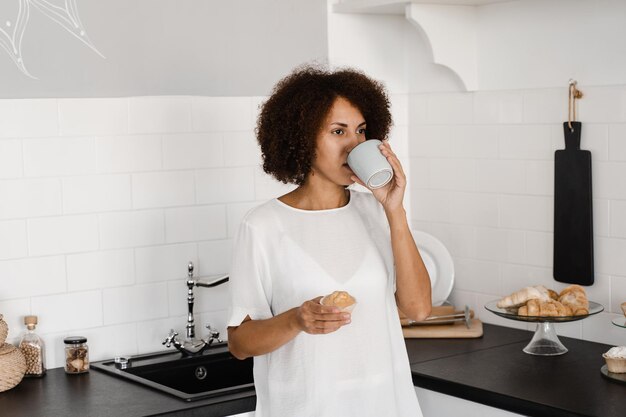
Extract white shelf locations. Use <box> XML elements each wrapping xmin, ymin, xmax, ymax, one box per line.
<box><xmin>332</xmin><ymin>0</ymin><xmax>514</xmax><ymax>15</ymax></box>
<box><xmin>331</xmin><ymin>0</ymin><xmax>521</xmax><ymax>91</ymax></box>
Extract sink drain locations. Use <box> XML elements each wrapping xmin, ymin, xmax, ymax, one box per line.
<box><xmin>194</xmin><ymin>366</ymin><xmax>208</xmax><ymax>380</ymax></box>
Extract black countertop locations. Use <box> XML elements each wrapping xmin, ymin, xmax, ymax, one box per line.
<box><xmin>0</xmin><ymin>324</ymin><xmax>623</xmax><ymax>417</ymax></box>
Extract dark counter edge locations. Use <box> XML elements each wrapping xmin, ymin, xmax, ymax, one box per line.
<box><xmin>411</xmin><ymin>373</ymin><xmax>588</xmax><ymax>417</ymax></box>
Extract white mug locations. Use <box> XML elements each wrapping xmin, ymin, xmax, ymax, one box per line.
<box><xmin>347</xmin><ymin>139</ymin><xmax>393</xmax><ymax>189</ymax></box>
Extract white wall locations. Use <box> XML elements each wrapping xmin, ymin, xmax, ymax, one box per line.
<box><xmin>409</xmin><ymin>86</ymin><xmax>626</xmax><ymax>346</ymax></box>
<box><xmin>0</xmin><ymin>93</ymin><xmax>408</xmax><ymax>369</ymax></box>
<box><xmin>478</xmin><ymin>0</ymin><xmax>626</xmax><ymax>90</ymax></box>
<box><xmin>0</xmin><ymin>0</ymin><xmax>328</xmax><ymax>98</ymax></box>
<box><xmin>0</xmin><ymin>96</ymin><xmax>298</xmax><ymax>368</ymax></box>
<box><xmin>330</xmin><ymin>0</ymin><xmax>626</xmax><ymax>346</ymax></box>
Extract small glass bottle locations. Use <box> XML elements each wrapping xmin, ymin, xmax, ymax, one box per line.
<box><xmin>18</xmin><ymin>315</ymin><xmax>46</xmax><ymax>377</ymax></box>
<box><xmin>64</xmin><ymin>336</ymin><xmax>89</xmax><ymax>374</ymax></box>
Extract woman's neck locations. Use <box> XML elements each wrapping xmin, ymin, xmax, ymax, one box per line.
<box><xmin>279</xmin><ymin>180</ymin><xmax>350</xmax><ymax>211</ymax></box>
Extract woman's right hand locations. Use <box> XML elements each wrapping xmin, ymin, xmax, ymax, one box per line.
<box><xmin>294</xmin><ymin>296</ymin><xmax>351</xmax><ymax>334</ymax></box>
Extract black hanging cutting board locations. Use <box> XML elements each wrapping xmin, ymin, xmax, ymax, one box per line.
<box><xmin>553</xmin><ymin>121</ymin><xmax>594</xmax><ymax>285</ymax></box>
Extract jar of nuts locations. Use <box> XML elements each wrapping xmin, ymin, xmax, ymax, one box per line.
<box><xmin>18</xmin><ymin>315</ymin><xmax>46</xmax><ymax>377</ymax></box>
<box><xmin>64</xmin><ymin>336</ymin><xmax>89</xmax><ymax>374</ymax></box>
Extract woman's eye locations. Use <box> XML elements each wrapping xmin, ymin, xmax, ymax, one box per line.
<box><xmin>332</xmin><ymin>129</ymin><xmax>344</xmax><ymax>135</ymax></box>
<box><xmin>357</xmin><ymin>128</ymin><xmax>366</xmax><ymax>134</ymax></box>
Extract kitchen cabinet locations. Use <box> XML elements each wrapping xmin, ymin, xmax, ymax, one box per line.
<box><xmin>415</xmin><ymin>387</ymin><xmax>524</xmax><ymax>417</ymax></box>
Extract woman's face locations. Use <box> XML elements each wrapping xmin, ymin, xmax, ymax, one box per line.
<box><xmin>311</xmin><ymin>96</ymin><xmax>367</xmax><ymax>186</ymax></box>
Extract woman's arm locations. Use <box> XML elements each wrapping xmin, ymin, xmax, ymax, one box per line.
<box><xmin>228</xmin><ymin>297</ymin><xmax>351</xmax><ymax>360</ymax></box>
<box><xmin>386</xmin><ymin>207</ymin><xmax>432</xmax><ymax>321</ymax></box>
<box><xmin>351</xmin><ymin>140</ymin><xmax>432</xmax><ymax>322</ymax></box>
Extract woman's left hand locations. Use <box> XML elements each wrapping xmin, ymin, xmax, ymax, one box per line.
<box><xmin>351</xmin><ymin>140</ymin><xmax>406</xmax><ymax>213</ymax></box>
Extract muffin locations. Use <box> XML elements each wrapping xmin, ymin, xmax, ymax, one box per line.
<box><xmin>603</xmin><ymin>346</ymin><xmax>626</xmax><ymax>373</ymax></box>
<box><xmin>320</xmin><ymin>291</ymin><xmax>356</xmax><ymax>313</ymax></box>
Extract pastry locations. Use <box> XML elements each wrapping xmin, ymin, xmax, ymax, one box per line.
<box><xmin>558</xmin><ymin>284</ymin><xmax>589</xmax><ymax>316</ymax></box>
<box><xmin>518</xmin><ymin>299</ymin><xmax>572</xmax><ymax>317</ymax></box>
<box><xmin>497</xmin><ymin>286</ymin><xmax>551</xmax><ymax>309</ymax></box>
<box><xmin>321</xmin><ymin>291</ymin><xmax>356</xmax><ymax>312</ymax></box>
<box><xmin>603</xmin><ymin>346</ymin><xmax>626</xmax><ymax>373</ymax></box>
<box><xmin>621</xmin><ymin>302</ymin><xmax>626</xmax><ymax>317</ymax></box>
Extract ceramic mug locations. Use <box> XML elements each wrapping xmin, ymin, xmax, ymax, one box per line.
<box><xmin>347</xmin><ymin>139</ymin><xmax>393</xmax><ymax>189</ymax></box>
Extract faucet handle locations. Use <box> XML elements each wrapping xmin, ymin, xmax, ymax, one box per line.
<box><xmin>187</xmin><ymin>261</ymin><xmax>194</xmax><ymax>278</ymax></box>
<box><xmin>205</xmin><ymin>324</ymin><xmax>222</xmax><ymax>345</ymax></box>
<box><xmin>162</xmin><ymin>329</ymin><xmax>179</xmax><ymax>347</ymax></box>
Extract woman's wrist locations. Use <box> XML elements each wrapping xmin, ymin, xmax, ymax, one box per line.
<box><xmin>288</xmin><ymin>307</ymin><xmax>303</xmax><ymax>333</ymax></box>
<box><xmin>385</xmin><ymin>206</ymin><xmax>408</xmax><ymax>227</ymax></box>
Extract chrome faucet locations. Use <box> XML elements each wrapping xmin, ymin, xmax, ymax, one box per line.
<box><xmin>162</xmin><ymin>262</ymin><xmax>229</xmax><ymax>356</ymax></box>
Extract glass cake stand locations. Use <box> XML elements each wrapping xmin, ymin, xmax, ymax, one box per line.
<box><xmin>485</xmin><ymin>300</ymin><xmax>604</xmax><ymax>356</ymax></box>
<box><xmin>611</xmin><ymin>316</ymin><xmax>626</xmax><ymax>328</ymax></box>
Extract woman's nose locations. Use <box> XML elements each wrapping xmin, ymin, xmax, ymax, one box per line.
<box><xmin>347</xmin><ymin>135</ymin><xmax>365</xmax><ymax>153</ymax></box>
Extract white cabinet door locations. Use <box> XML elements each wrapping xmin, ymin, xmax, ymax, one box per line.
<box><xmin>415</xmin><ymin>387</ymin><xmax>526</xmax><ymax>417</ymax></box>
<box><xmin>227</xmin><ymin>412</ymin><xmax>255</xmax><ymax>417</ymax></box>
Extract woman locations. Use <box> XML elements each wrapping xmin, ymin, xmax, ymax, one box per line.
<box><xmin>227</xmin><ymin>65</ymin><xmax>431</xmax><ymax>417</ymax></box>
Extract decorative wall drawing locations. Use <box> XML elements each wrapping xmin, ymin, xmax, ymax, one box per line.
<box><xmin>0</xmin><ymin>0</ymin><xmax>104</xmax><ymax>79</ymax></box>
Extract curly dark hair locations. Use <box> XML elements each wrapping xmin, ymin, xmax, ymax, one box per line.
<box><xmin>256</xmin><ymin>64</ymin><xmax>393</xmax><ymax>185</ymax></box>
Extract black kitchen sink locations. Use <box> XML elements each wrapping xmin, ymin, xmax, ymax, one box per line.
<box><xmin>92</xmin><ymin>343</ymin><xmax>254</xmax><ymax>401</ymax></box>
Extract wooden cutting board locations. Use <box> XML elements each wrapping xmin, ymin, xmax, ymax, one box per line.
<box><xmin>399</xmin><ymin>305</ymin><xmax>484</xmax><ymax>339</ymax></box>
<box><xmin>402</xmin><ymin>318</ymin><xmax>483</xmax><ymax>338</ymax></box>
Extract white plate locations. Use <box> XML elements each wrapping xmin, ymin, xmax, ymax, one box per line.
<box><xmin>411</xmin><ymin>230</ymin><xmax>455</xmax><ymax>306</ymax></box>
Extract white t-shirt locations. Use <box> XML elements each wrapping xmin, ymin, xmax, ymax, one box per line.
<box><xmin>227</xmin><ymin>189</ymin><xmax>423</xmax><ymax>417</ymax></box>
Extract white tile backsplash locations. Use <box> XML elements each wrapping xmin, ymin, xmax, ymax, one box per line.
<box><xmin>103</xmin><ymin>283</ymin><xmax>168</xmax><ymax>325</ymax></box>
<box><xmin>0</xmin><ymin>99</ymin><xmax>58</xmax><ymax>139</ymax></box>
<box><xmin>499</xmin><ymin>194</ymin><xmax>552</xmax><ymax>231</ymax></box>
<box><xmin>162</xmin><ymin>132</ymin><xmax>223</xmax><ymax>169</ymax></box>
<box><xmin>0</xmin><ymin>256</ymin><xmax>66</xmax><ymax>299</ymax></box>
<box><xmin>132</xmin><ymin>171</ymin><xmax>196</xmax><ymax>208</ymax></box>
<box><xmin>96</xmin><ymin>134</ymin><xmax>163</xmax><ymax>173</ymax></box>
<box><xmin>191</xmin><ymin>97</ymin><xmax>254</xmax><ymax>132</ymax></box>
<box><xmin>62</xmin><ymin>174</ymin><xmax>132</xmax><ymax>214</ymax></box>
<box><xmin>23</xmin><ymin>137</ymin><xmax>97</xmax><ymax>177</ymax></box>
<box><xmin>427</xmin><ymin>93</ymin><xmax>474</xmax><ymax>125</ymax></box>
<box><xmin>31</xmin><ymin>290</ymin><xmax>102</xmax><ymax>334</ymax></box>
<box><xmin>610</xmin><ymin>200</ymin><xmax>626</xmax><ymax>238</ymax></box>
<box><xmin>223</xmin><ymin>131</ymin><xmax>262</xmax><ymax>167</ymax></box>
<box><xmin>134</xmin><ymin>243</ymin><xmax>198</xmax><ymax>284</ymax></box>
<box><xmin>476</xmin><ymin>160</ymin><xmax>525</xmax><ymax>194</ymax></box>
<box><xmin>2</xmin><ymin>91</ymin><xmax>625</xmax><ymax>370</ymax></box>
<box><xmin>164</xmin><ymin>205</ymin><xmax>228</xmax><ymax>243</ymax></box>
<box><xmin>0</xmin><ymin>178</ymin><xmax>62</xmax><ymax>220</ymax></box>
<box><xmin>98</xmin><ymin>210</ymin><xmax>165</xmax><ymax>249</ymax></box>
<box><xmin>0</xmin><ymin>140</ymin><xmax>23</xmax><ymax>179</ymax></box>
<box><xmin>0</xmin><ymin>220</ymin><xmax>28</xmax><ymax>260</ymax></box>
<box><xmin>59</xmin><ymin>98</ymin><xmax>128</xmax><ymax>136</ymax></box>
<box><xmin>608</xmin><ymin>124</ymin><xmax>626</xmax><ymax>161</ymax></box>
<box><xmin>450</xmin><ymin>126</ymin><xmax>499</xmax><ymax>159</ymax></box>
<box><xmin>411</xmin><ymin>87</ymin><xmax>626</xmax><ymax>349</ymax></box>
<box><xmin>66</xmin><ymin>249</ymin><xmax>135</xmax><ymax>292</ymax></box>
<box><xmin>129</xmin><ymin>97</ymin><xmax>192</xmax><ymax>134</ymax></box>
<box><xmin>27</xmin><ymin>215</ymin><xmax>99</xmax><ymax>256</ymax></box>
<box><xmin>498</xmin><ymin>125</ymin><xmax>552</xmax><ymax>160</ymax></box>
<box><xmin>195</xmin><ymin>167</ymin><xmax>255</xmax><ymax>204</ymax></box>
<box><xmin>522</xmin><ymin>89</ymin><xmax>565</xmax><ymax>124</ymax></box>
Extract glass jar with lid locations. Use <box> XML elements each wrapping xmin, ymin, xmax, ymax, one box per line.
<box><xmin>18</xmin><ymin>315</ymin><xmax>46</xmax><ymax>377</ymax></box>
<box><xmin>64</xmin><ymin>336</ymin><xmax>89</xmax><ymax>374</ymax></box>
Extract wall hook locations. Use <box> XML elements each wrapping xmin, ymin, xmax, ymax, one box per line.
<box><xmin>568</xmin><ymin>79</ymin><xmax>583</xmax><ymax>131</ymax></box>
